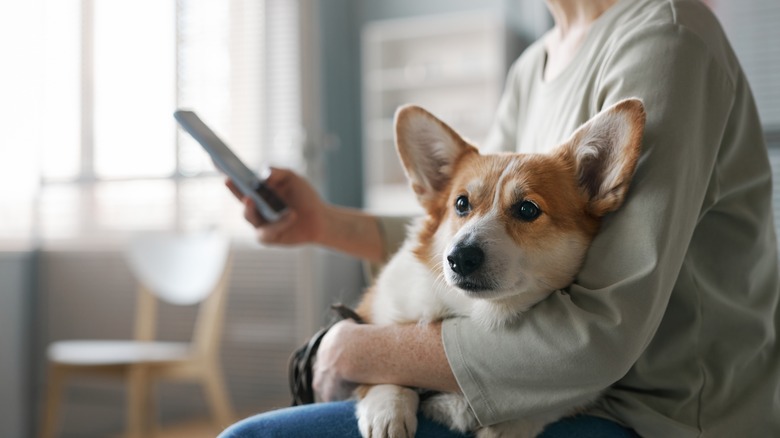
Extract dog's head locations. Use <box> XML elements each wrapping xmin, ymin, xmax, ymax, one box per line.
<box><xmin>394</xmin><ymin>100</ymin><xmax>645</xmax><ymax>310</ymax></box>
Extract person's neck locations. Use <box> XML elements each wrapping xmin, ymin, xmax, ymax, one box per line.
<box><xmin>545</xmin><ymin>0</ymin><xmax>618</xmax><ymax>37</ymax></box>
<box><xmin>542</xmin><ymin>0</ymin><xmax>618</xmax><ymax>81</ymax></box>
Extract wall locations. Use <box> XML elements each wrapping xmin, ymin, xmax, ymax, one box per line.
<box><xmin>316</xmin><ymin>0</ymin><xmax>550</xmax><ymax>208</ymax></box>
<box><xmin>0</xmin><ymin>250</ymin><xmax>37</xmax><ymax>438</ymax></box>
<box><xmin>316</xmin><ymin>0</ymin><xmax>364</xmax><ymax>208</ymax></box>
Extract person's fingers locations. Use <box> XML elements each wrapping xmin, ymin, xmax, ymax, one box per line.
<box><xmin>225</xmin><ymin>178</ymin><xmax>244</xmax><ymax>201</ymax></box>
<box><xmin>263</xmin><ymin>167</ymin><xmax>293</xmax><ymax>191</ymax></box>
<box><xmin>256</xmin><ymin>211</ymin><xmax>299</xmax><ymax>244</ymax></box>
<box><xmin>263</xmin><ymin>166</ymin><xmax>284</xmax><ymax>183</ymax></box>
<box><xmin>243</xmin><ymin>198</ymin><xmax>267</xmax><ymax>228</ymax></box>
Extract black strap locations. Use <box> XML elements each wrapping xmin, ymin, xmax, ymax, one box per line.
<box><xmin>288</xmin><ymin>303</ymin><xmax>364</xmax><ymax>406</ymax></box>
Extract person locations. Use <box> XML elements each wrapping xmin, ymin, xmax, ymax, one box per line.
<box><xmin>220</xmin><ymin>0</ymin><xmax>780</xmax><ymax>436</ymax></box>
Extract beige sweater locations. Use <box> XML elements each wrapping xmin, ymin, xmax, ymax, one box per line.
<box><xmin>378</xmin><ymin>0</ymin><xmax>780</xmax><ymax>436</ymax></box>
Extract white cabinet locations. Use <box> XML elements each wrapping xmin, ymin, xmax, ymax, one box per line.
<box><xmin>361</xmin><ymin>12</ymin><xmax>519</xmax><ymax>214</ymax></box>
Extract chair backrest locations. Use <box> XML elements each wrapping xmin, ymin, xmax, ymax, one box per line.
<box><xmin>125</xmin><ymin>231</ymin><xmax>232</xmax><ymax>355</ymax></box>
<box><xmin>125</xmin><ymin>231</ymin><xmax>230</xmax><ymax>305</ymax></box>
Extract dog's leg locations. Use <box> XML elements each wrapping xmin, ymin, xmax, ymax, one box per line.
<box><xmin>356</xmin><ymin>383</ymin><xmax>419</xmax><ymax>438</ymax></box>
<box><xmin>420</xmin><ymin>392</ymin><xmax>479</xmax><ymax>433</ymax></box>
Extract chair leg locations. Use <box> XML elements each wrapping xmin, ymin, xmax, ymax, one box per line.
<box><xmin>203</xmin><ymin>363</ymin><xmax>234</xmax><ymax>429</ymax></box>
<box><xmin>127</xmin><ymin>365</ymin><xmax>153</xmax><ymax>438</ymax></box>
<box><xmin>147</xmin><ymin>382</ymin><xmax>158</xmax><ymax>437</ymax></box>
<box><xmin>40</xmin><ymin>364</ymin><xmax>66</xmax><ymax>438</ymax></box>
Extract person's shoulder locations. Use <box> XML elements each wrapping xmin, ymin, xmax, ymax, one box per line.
<box><xmin>615</xmin><ymin>0</ymin><xmax>719</xmax><ymax>33</ymax></box>
<box><xmin>607</xmin><ymin>0</ymin><xmax>739</xmax><ymax>82</ymax></box>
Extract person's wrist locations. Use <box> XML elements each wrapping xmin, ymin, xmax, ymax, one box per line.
<box><xmin>312</xmin><ymin>203</ymin><xmax>338</xmax><ymax>247</ymax></box>
<box><xmin>324</xmin><ymin>319</ymin><xmax>360</xmax><ymax>378</ymax></box>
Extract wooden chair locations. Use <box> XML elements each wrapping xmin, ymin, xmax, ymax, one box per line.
<box><xmin>40</xmin><ymin>232</ymin><xmax>235</xmax><ymax>438</ymax></box>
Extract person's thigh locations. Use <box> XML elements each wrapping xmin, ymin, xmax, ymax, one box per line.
<box><xmin>539</xmin><ymin>415</ymin><xmax>639</xmax><ymax>438</ymax></box>
<box><xmin>218</xmin><ymin>400</ymin><xmax>472</xmax><ymax>438</ymax></box>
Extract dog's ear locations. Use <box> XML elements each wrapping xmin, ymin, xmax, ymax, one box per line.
<box><xmin>556</xmin><ymin>98</ymin><xmax>646</xmax><ymax>217</ymax></box>
<box><xmin>394</xmin><ymin>105</ymin><xmax>477</xmax><ymax>207</ymax></box>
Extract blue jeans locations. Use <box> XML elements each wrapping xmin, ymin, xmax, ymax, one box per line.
<box><xmin>219</xmin><ymin>401</ymin><xmax>638</xmax><ymax>438</ymax></box>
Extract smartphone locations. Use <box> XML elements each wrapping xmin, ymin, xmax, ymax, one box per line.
<box><xmin>174</xmin><ymin>110</ymin><xmax>288</xmax><ymax>222</ymax></box>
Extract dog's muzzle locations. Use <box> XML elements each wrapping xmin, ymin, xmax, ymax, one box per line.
<box><xmin>447</xmin><ymin>244</ymin><xmax>485</xmax><ymax>277</ymax></box>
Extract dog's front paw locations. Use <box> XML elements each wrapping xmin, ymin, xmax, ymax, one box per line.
<box><xmin>421</xmin><ymin>392</ymin><xmax>478</xmax><ymax>433</ymax></box>
<box><xmin>356</xmin><ymin>384</ymin><xmax>419</xmax><ymax>438</ymax></box>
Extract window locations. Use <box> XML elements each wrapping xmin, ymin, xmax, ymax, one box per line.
<box><xmin>0</xmin><ymin>0</ymin><xmax>307</xmax><ymax>243</ymax></box>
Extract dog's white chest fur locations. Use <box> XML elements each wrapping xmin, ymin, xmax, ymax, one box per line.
<box><xmin>371</xmin><ymin>221</ymin><xmax>473</xmax><ymax>326</ymax></box>
<box><xmin>353</xmin><ymin>99</ymin><xmax>645</xmax><ymax>438</ymax></box>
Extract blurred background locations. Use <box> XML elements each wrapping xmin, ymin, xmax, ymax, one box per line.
<box><xmin>0</xmin><ymin>0</ymin><xmax>777</xmax><ymax>436</ymax></box>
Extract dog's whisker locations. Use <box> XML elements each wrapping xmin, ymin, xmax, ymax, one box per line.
<box><xmin>347</xmin><ymin>100</ymin><xmax>643</xmax><ymax>436</ymax></box>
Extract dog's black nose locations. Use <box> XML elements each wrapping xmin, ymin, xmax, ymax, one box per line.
<box><xmin>447</xmin><ymin>245</ymin><xmax>485</xmax><ymax>277</ymax></box>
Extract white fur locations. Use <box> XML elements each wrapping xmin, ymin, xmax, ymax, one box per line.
<box><xmin>362</xmin><ymin>212</ymin><xmax>581</xmax><ymax>436</ymax></box>
<box><xmin>357</xmin><ymin>384</ymin><xmax>419</xmax><ymax>438</ymax></box>
<box><xmin>438</xmin><ymin>165</ymin><xmax>588</xmax><ymax>314</ymax></box>
<box><xmin>359</xmin><ymin>177</ymin><xmax>590</xmax><ymax>438</ymax></box>
<box><xmin>373</xmin><ymin>219</ymin><xmax>474</xmax><ymax>326</ymax></box>
<box><xmin>356</xmin><ymin>101</ymin><xmax>642</xmax><ymax>438</ymax></box>
<box><xmin>421</xmin><ymin>393</ymin><xmax>479</xmax><ymax>433</ymax></box>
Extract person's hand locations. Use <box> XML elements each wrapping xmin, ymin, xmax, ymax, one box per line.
<box><xmin>312</xmin><ymin>319</ymin><xmax>360</xmax><ymax>402</ymax></box>
<box><xmin>225</xmin><ymin>167</ymin><xmax>327</xmax><ymax>246</ymax></box>
<box><xmin>312</xmin><ymin>319</ymin><xmax>460</xmax><ymax>400</ymax></box>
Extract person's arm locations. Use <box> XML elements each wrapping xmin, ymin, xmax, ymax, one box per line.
<box><xmin>227</xmin><ymin>168</ymin><xmax>385</xmax><ymax>263</ymax></box>
<box><xmin>315</xmin><ymin>17</ymin><xmax>737</xmax><ymax>426</ymax></box>
<box><xmin>318</xmin><ymin>205</ymin><xmax>385</xmax><ymax>263</ymax></box>
<box><xmin>313</xmin><ymin>320</ymin><xmax>459</xmax><ymax>401</ymax></box>
<box><xmin>441</xmin><ymin>23</ymin><xmax>736</xmax><ymax>426</ymax></box>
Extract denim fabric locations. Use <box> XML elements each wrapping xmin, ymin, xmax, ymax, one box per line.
<box><xmin>219</xmin><ymin>401</ymin><xmax>638</xmax><ymax>438</ymax></box>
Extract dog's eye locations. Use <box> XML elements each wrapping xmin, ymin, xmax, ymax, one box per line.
<box><xmin>455</xmin><ymin>196</ymin><xmax>471</xmax><ymax>216</ymax></box>
<box><xmin>514</xmin><ymin>200</ymin><xmax>541</xmax><ymax>221</ymax></box>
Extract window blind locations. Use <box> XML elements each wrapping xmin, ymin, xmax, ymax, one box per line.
<box><xmin>0</xmin><ymin>0</ymin><xmax>305</xmax><ymax>243</ymax></box>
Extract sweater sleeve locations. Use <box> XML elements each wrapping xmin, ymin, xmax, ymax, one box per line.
<box><xmin>363</xmin><ymin>215</ymin><xmax>415</xmax><ymax>280</ymax></box>
<box><xmin>441</xmin><ymin>24</ymin><xmax>735</xmax><ymax>426</ymax></box>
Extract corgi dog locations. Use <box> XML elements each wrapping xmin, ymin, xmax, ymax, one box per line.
<box><xmin>351</xmin><ymin>99</ymin><xmax>645</xmax><ymax>438</ymax></box>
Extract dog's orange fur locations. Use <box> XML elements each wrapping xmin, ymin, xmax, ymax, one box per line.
<box><xmin>344</xmin><ymin>99</ymin><xmax>645</xmax><ymax>438</ymax></box>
